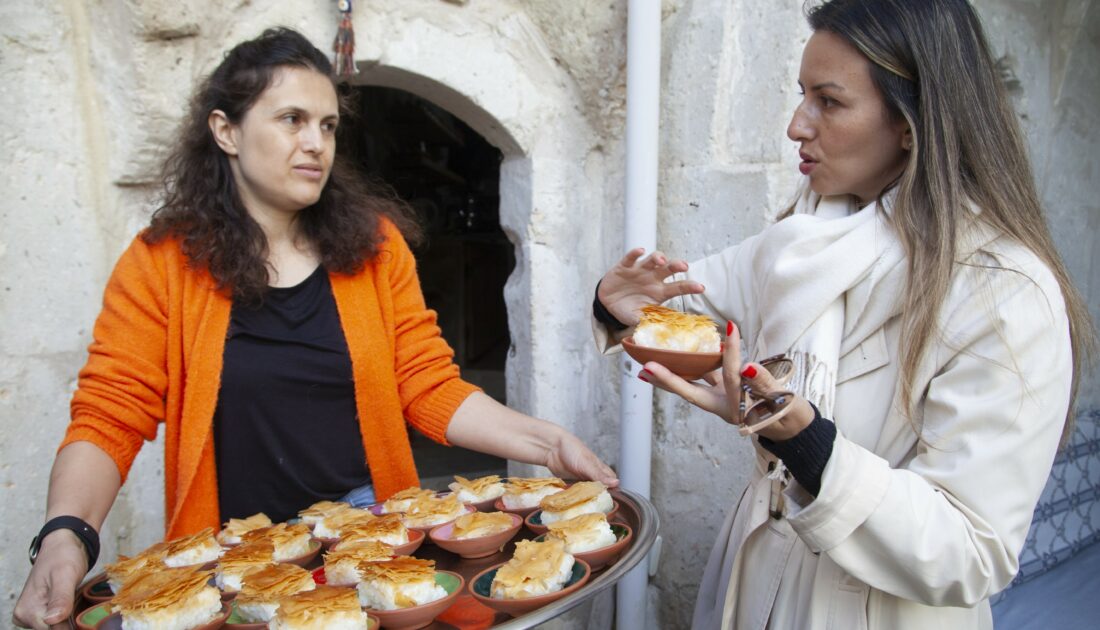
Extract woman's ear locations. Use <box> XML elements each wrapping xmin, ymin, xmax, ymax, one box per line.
<box><xmin>901</xmin><ymin>127</ymin><xmax>913</xmax><ymax>151</ymax></box>
<box><xmin>208</xmin><ymin>110</ymin><xmax>239</xmax><ymax>156</ymax></box>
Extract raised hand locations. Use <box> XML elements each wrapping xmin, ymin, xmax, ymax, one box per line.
<box><xmin>597</xmin><ymin>248</ymin><xmax>705</xmax><ymax>326</ymax></box>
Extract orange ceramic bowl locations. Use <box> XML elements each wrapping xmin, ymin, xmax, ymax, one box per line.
<box><xmin>363</xmin><ymin>570</ymin><xmax>464</xmax><ymax>630</ymax></box>
<box><xmin>525</xmin><ymin>500</ymin><xmax>620</xmax><ymax>536</ymax></box>
<box><xmin>621</xmin><ymin>336</ymin><xmax>721</xmax><ymax>380</ymax></box>
<box><xmin>492</xmin><ymin>497</ymin><xmax>540</xmax><ymax>520</ymax></box>
<box><xmin>79</xmin><ymin>572</ymin><xmax>113</xmax><ymax>605</ymax></box>
<box><xmin>469</xmin><ymin>559</ymin><xmax>591</xmax><ymax>617</ymax></box>
<box><xmin>535</xmin><ymin>522</ymin><xmax>633</xmax><ymax>572</ymax></box>
<box><xmin>428</xmin><ymin>512</ymin><xmax>523</xmax><ymax>558</ymax></box>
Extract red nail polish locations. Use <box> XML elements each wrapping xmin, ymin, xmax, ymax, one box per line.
<box><xmin>726</xmin><ymin>321</ymin><xmax>735</xmax><ymax>336</ymax></box>
<box><xmin>741</xmin><ymin>365</ymin><xmax>757</xmax><ymax>379</ymax></box>
<box><xmin>641</xmin><ymin>368</ymin><xmax>654</xmax><ymax>376</ymax></box>
<box><xmin>638</xmin><ymin>374</ymin><xmax>649</xmax><ymax>383</ymax></box>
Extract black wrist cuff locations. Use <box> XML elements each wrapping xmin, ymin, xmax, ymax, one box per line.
<box><xmin>30</xmin><ymin>516</ymin><xmax>100</xmax><ymax>570</ymax></box>
<box><xmin>758</xmin><ymin>401</ymin><xmax>836</xmax><ymax>497</ymax></box>
<box><xmin>593</xmin><ymin>280</ymin><xmax>629</xmax><ymax>331</ymax></box>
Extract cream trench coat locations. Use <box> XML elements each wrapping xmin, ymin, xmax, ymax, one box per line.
<box><xmin>597</xmin><ymin>233</ymin><xmax>1072</xmax><ymax>630</ymax></box>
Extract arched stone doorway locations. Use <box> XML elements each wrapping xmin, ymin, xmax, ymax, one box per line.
<box><xmin>339</xmin><ymin>85</ymin><xmax>513</xmax><ymax>484</ymax></box>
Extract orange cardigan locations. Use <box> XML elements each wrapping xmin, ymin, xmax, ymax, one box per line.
<box><xmin>61</xmin><ymin>222</ymin><xmax>479</xmax><ymax>538</ymax></box>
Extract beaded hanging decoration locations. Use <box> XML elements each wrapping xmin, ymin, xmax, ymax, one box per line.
<box><xmin>333</xmin><ymin>0</ymin><xmax>357</xmax><ymax>77</ymax></box>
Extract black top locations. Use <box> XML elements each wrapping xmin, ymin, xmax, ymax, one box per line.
<box><xmin>214</xmin><ymin>266</ymin><xmax>370</xmax><ymax>522</ymax></box>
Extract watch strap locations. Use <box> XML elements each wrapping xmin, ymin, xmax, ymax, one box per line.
<box><xmin>30</xmin><ymin>516</ymin><xmax>100</xmax><ymax>570</ymax></box>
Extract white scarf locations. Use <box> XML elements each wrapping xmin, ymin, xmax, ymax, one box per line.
<box><xmin>745</xmin><ymin>187</ymin><xmax>907</xmax><ymax>417</ymax></box>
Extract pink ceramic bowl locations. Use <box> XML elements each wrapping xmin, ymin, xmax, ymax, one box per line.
<box><xmin>78</xmin><ymin>572</ymin><xmax>113</xmax><ymax>605</ymax></box>
<box><xmin>621</xmin><ymin>336</ymin><xmax>722</xmax><ymax>380</ymax></box>
<box><xmin>428</xmin><ymin>512</ymin><xmax>522</xmax><ymax>558</ymax></box>
<box><xmin>469</xmin><ymin>559</ymin><xmax>591</xmax><ymax>618</ymax></box>
<box><xmin>363</xmin><ymin>570</ymin><xmax>464</xmax><ymax>630</ymax></box>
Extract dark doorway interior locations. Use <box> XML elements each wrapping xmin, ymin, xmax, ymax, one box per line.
<box><xmin>340</xmin><ymin>85</ymin><xmax>512</xmax><ymax>487</ymax></box>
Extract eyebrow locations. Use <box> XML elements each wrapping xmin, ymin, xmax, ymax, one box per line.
<box><xmin>810</xmin><ymin>81</ymin><xmax>845</xmax><ymax>92</ymax></box>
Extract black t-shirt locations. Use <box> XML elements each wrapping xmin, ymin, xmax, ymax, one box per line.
<box><xmin>214</xmin><ymin>266</ymin><xmax>370</xmax><ymax>522</ymax></box>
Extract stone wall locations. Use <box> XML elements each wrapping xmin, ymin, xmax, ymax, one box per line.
<box><xmin>1</xmin><ymin>1</ymin><xmax>1097</xmax><ymax>628</ymax></box>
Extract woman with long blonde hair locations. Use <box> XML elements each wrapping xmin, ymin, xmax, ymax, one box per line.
<box><xmin>595</xmin><ymin>0</ymin><xmax>1094</xmax><ymax>627</ymax></box>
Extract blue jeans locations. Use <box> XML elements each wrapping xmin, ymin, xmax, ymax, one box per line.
<box><xmin>339</xmin><ymin>482</ymin><xmax>376</xmax><ymax>508</ymax></box>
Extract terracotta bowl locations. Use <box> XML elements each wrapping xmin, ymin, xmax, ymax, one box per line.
<box><xmin>282</xmin><ymin>537</ymin><xmax>323</xmax><ymax>567</ymax></box>
<box><xmin>534</xmin><ymin>523</ymin><xmax>633</xmax><ymax>572</ymax></box>
<box><xmin>428</xmin><ymin>512</ymin><xmax>522</xmax><ymax>558</ymax></box>
<box><xmin>96</xmin><ymin>602</ymin><xmax>230</xmax><ymax>629</ymax></box>
<box><xmin>621</xmin><ymin>336</ymin><xmax>721</xmax><ymax>380</ymax></box>
<box><xmin>525</xmin><ymin>500</ymin><xmax>620</xmax><ymax>536</ymax></box>
<box><xmin>469</xmin><ymin>559</ymin><xmax>591</xmax><ymax>618</ymax></box>
<box><xmin>364</xmin><ymin>570</ymin><xmax>464</xmax><ymax>630</ymax></box>
<box><xmin>79</xmin><ymin>572</ymin><xmax>113</xmax><ymax>605</ymax></box>
<box><xmin>75</xmin><ymin>602</ymin><xmax>111</xmax><ymax>630</ymax></box>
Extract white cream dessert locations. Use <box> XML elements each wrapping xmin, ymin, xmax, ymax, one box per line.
<box><xmin>268</xmin><ymin>585</ymin><xmax>371</xmax><ymax>630</ymax></box>
<box><xmin>448</xmin><ymin>474</ymin><xmax>505</xmax><ymax>503</ymax></box>
<box><xmin>162</xmin><ymin>528</ymin><xmax>223</xmax><ymax>568</ymax></box>
<box><xmin>544</xmin><ymin>513</ymin><xmax>618</xmax><ymax>553</ymax></box>
<box><xmin>235</xmin><ymin>563</ymin><xmax>316</xmax><ymax>623</ymax></box>
<box><xmin>538</xmin><ymin>481</ymin><xmax>614</xmax><ymax>525</ymax></box>
<box><xmin>323</xmin><ymin>540</ymin><xmax>394</xmax><ymax>586</ymax></box>
<box><xmin>381</xmin><ymin>487</ymin><xmax>436</xmax><ymax>514</ymax></box>
<box><xmin>356</xmin><ymin>556</ymin><xmax>447</xmax><ymax>611</ymax></box>
<box><xmin>402</xmin><ymin>493</ymin><xmax>468</xmax><ymax>529</ymax></box>
<box><xmin>312</xmin><ymin>507</ymin><xmax>375</xmax><ymax>540</ymax></box>
<box><xmin>490</xmin><ymin>538</ymin><xmax>575</xmax><ymax>600</ymax></box>
<box><xmin>501</xmin><ymin>477</ymin><xmax>567</xmax><ymax>510</ymax></box>
<box><xmin>111</xmin><ymin>566</ymin><xmax>222</xmax><ymax>630</ymax></box>
<box><xmin>214</xmin><ymin>541</ymin><xmax>275</xmax><ymax>593</ymax></box>
<box><xmin>217</xmin><ymin>512</ymin><xmax>273</xmax><ymax>545</ymax></box>
<box><xmin>450</xmin><ymin>511</ymin><xmax>515</xmax><ymax>540</ymax></box>
<box><xmin>298</xmin><ymin>500</ymin><xmax>351</xmax><ymax>528</ymax></box>
<box><xmin>239</xmin><ymin>523</ymin><xmax>313</xmax><ymax>562</ymax></box>
<box><xmin>633</xmin><ymin>304</ymin><xmax>721</xmax><ymax>352</ymax></box>
<box><xmin>333</xmin><ymin>514</ymin><xmax>410</xmax><ymax>549</ymax></box>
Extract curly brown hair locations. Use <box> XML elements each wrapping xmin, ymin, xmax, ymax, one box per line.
<box><xmin>143</xmin><ymin>27</ymin><xmax>420</xmax><ymax>304</ymax></box>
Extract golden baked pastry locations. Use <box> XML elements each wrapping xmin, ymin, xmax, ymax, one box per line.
<box><xmin>236</xmin><ymin>563</ymin><xmax>315</xmax><ymax>604</ymax></box>
<box><xmin>162</xmin><ymin>528</ymin><xmax>222</xmax><ymax>567</ymax></box>
<box><xmin>239</xmin><ymin>522</ymin><xmax>312</xmax><ymax>561</ymax></box>
<box><xmin>312</xmin><ymin>506</ymin><xmax>375</xmax><ymax>539</ymax></box>
<box><xmin>111</xmin><ymin>565</ymin><xmax>221</xmax><ymax>625</ymax></box>
<box><xmin>539</xmin><ymin>482</ymin><xmax>607</xmax><ymax>512</ymax></box>
<box><xmin>217</xmin><ymin>512</ymin><xmax>272</xmax><ymax>544</ymax></box>
<box><xmin>298</xmin><ymin>500</ymin><xmax>351</xmax><ymax>525</ymax></box>
<box><xmin>323</xmin><ymin>541</ymin><xmax>394</xmax><ymax>586</ymax></box>
<box><xmin>490</xmin><ymin>538</ymin><xmax>575</xmax><ymax>600</ymax></box>
<box><xmin>545</xmin><ymin>513</ymin><xmax>618</xmax><ymax>553</ymax></box>
<box><xmin>633</xmin><ymin>304</ymin><xmax>721</xmax><ymax>352</ymax></box>
<box><xmin>269</xmin><ymin>585</ymin><xmax>368</xmax><ymax>629</ymax></box>
<box><xmin>334</xmin><ymin>514</ymin><xmax>409</xmax><ymax>550</ymax></box>
<box><xmin>402</xmin><ymin>493</ymin><xmax>467</xmax><ymax>528</ymax></box>
<box><xmin>451</xmin><ymin>511</ymin><xmax>514</xmax><ymax>539</ymax></box>
<box><xmin>382</xmin><ymin>487</ymin><xmax>437</xmax><ymax>513</ymax></box>
<box><xmin>449</xmin><ymin>475</ymin><xmax>505</xmax><ymax>501</ymax></box>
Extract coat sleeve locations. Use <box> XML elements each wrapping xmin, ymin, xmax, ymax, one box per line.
<box><xmin>60</xmin><ymin>237</ymin><xmax>169</xmax><ymax>483</ymax></box>
<box><xmin>786</xmin><ymin>250</ymin><xmax>1072</xmax><ymax>606</ymax></box>
<box><xmin>591</xmin><ymin>233</ymin><xmax>764</xmax><ymax>354</ymax></box>
<box><xmin>382</xmin><ymin>224</ymin><xmax>480</xmax><ymax>444</ymax></box>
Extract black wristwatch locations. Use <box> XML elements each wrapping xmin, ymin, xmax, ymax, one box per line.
<box><xmin>28</xmin><ymin>516</ymin><xmax>100</xmax><ymax>569</ymax></box>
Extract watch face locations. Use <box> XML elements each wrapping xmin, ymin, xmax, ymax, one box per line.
<box><xmin>28</xmin><ymin>535</ymin><xmax>39</xmax><ymax>564</ymax></box>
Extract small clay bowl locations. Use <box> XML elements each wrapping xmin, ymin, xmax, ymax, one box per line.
<box><xmin>79</xmin><ymin>572</ymin><xmax>113</xmax><ymax>605</ymax></box>
<box><xmin>525</xmin><ymin>500</ymin><xmax>620</xmax><ymax>536</ymax></box>
<box><xmin>428</xmin><ymin>512</ymin><xmax>522</xmax><ymax>558</ymax></box>
<box><xmin>281</xmin><ymin>537</ymin><xmax>323</xmax><ymax>567</ymax></box>
<box><xmin>621</xmin><ymin>336</ymin><xmax>721</xmax><ymax>380</ymax></box>
<box><xmin>469</xmin><ymin>559</ymin><xmax>591</xmax><ymax>618</ymax></box>
<box><xmin>75</xmin><ymin>602</ymin><xmax>112</xmax><ymax>630</ymax></box>
<box><xmin>534</xmin><ymin>523</ymin><xmax>633</xmax><ymax>572</ymax></box>
<box><xmin>96</xmin><ymin>601</ymin><xmax>230</xmax><ymax>629</ymax></box>
<box><xmin>363</xmin><ymin>570</ymin><xmax>464</xmax><ymax>630</ymax></box>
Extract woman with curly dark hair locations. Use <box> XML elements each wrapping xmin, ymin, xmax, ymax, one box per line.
<box><xmin>14</xmin><ymin>27</ymin><xmax>616</xmax><ymax>629</ymax></box>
